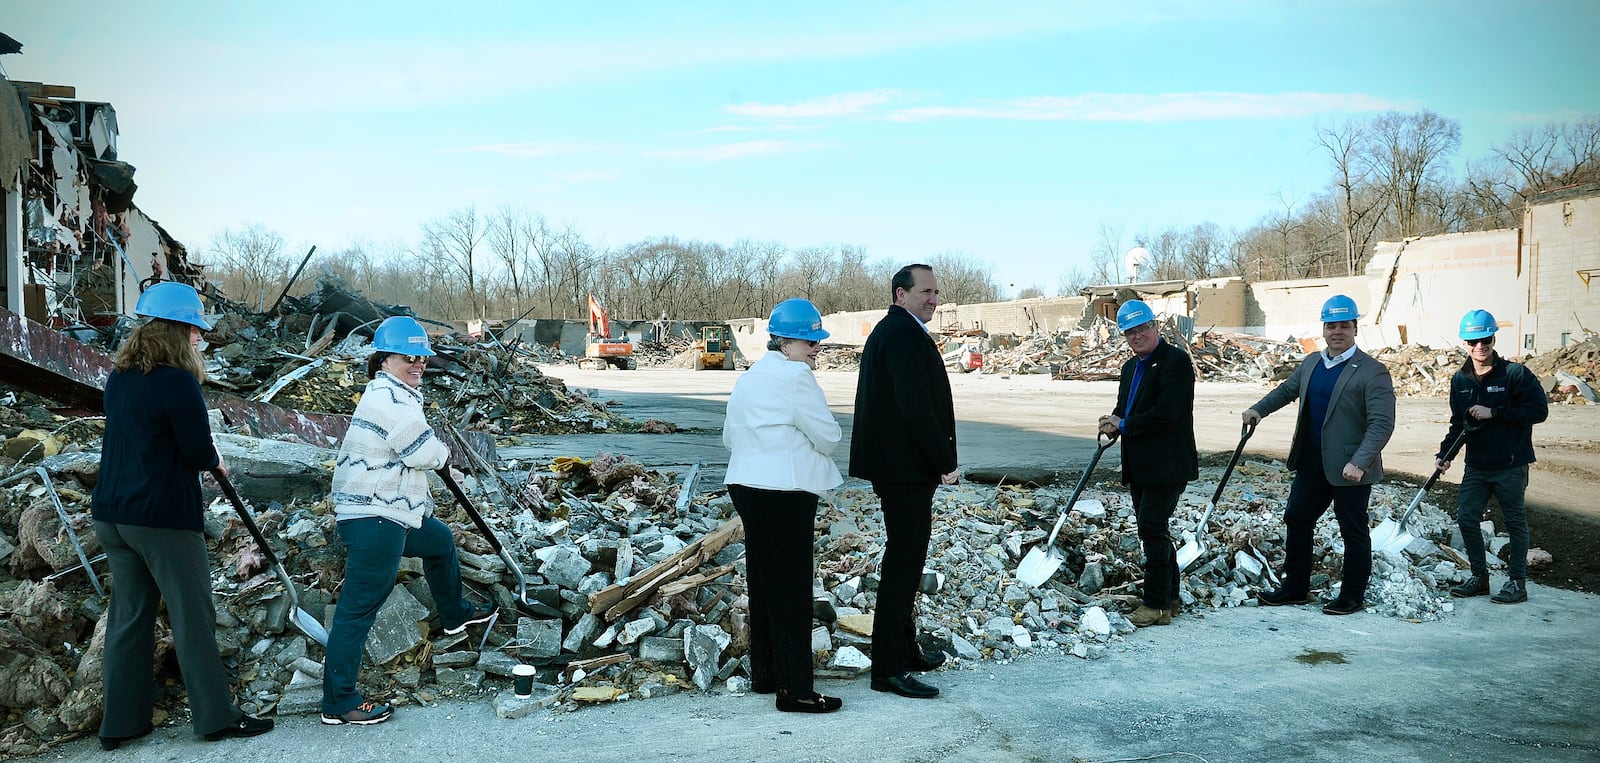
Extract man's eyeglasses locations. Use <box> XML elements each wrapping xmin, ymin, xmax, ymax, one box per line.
<box><xmin>1465</xmin><ymin>337</ymin><xmax>1494</xmax><ymax>347</ymax></box>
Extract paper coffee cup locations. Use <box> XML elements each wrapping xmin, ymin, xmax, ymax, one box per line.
<box><xmin>513</xmin><ymin>664</ymin><xmax>537</xmax><ymax>697</ymax></box>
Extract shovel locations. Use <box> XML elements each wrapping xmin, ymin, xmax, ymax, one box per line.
<box><xmin>1372</xmin><ymin>424</ymin><xmax>1475</xmax><ymax>555</ymax></box>
<box><xmin>437</xmin><ymin>468</ymin><xmax>538</xmax><ymax>611</ymax></box>
<box><xmin>213</xmin><ymin>471</ymin><xmax>329</xmax><ymax>646</ymax></box>
<box><xmin>1016</xmin><ymin>433</ymin><xmax>1115</xmax><ymax>587</ymax></box>
<box><xmin>1177</xmin><ymin>421</ymin><xmax>1257</xmax><ymax>571</ymax></box>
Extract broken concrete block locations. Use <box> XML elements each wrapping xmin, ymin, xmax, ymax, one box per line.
<box><xmin>365</xmin><ymin>584</ymin><xmax>429</xmax><ymax>664</ymax></box>
<box><xmin>476</xmin><ymin>651</ymin><xmax>521</xmax><ymax>678</ymax></box>
<box><xmin>616</xmin><ymin>617</ymin><xmax>658</xmax><ymax>646</ymax></box>
<box><xmin>516</xmin><ymin>617</ymin><xmax>563</xmax><ymax>660</ymax></box>
<box><xmin>538</xmin><ymin>546</ymin><xmax>592</xmax><ymax>589</ymax></box>
<box><xmin>275</xmin><ymin>686</ymin><xmax>323</xmax><ymax>716</ymax></box>
<box><xmin>287</xmin><ymin>657</ymin><xmax>324</xmax><ymax>679</ymax></box>
<box><xmin>493</xmin><ymin>688</ymin><xmax>558</xmax><ymax>719</ymax></box>
<box><xmin>835</xmin><ymin>613</ymin><xmax>873</xmax><ymax>636</ymax></box>
<box><xmin>1077</xmin><ymin>561</ymin><xmax>1105</xmax><ymax>593</ymax></box>
<box><xmin>949</xmin><ymin>633</ymin><xmax>981</xmax><ymax>660</ymax></box>
<box><xmin>684</xmin><ymin>624</ymin><xmax>730</xmax><ymax>692</ymax></box>
<box><xmin>639</xmin><ymin>636</ymin><xmax>685</xmax><ymax>663</ymax></box>
<box><xmin>434</xmin><ymin>651</ymin><xmax>479</xmax><ymax>668</ymax></box>
<box><xmin>562</xmin><ymin>613</ymin><xmax>603</xmax><ymax>653</ymax></box>
<box><xmin>1010</xmin><ymin>625</ymin><xmax>1033</xmax><ymax>649</ymax></box>
<box><xmin>213</xmin><ymin>433</ymin><xmax>338</xmax><ymax>501</ymax></box>
<box><xmin>435</xmin><ymin>667</ymin><xmax>485</xmax><ymax>689</ymax></box>
<box><xmin>1079</xmin><ymin>606</ymin><xmax>1111</xmax><ymax>638</ymax></box>
<box><xmin>827</xmin><ymin>645</ymin><xmax>872</xmax><ymax>673</ymax></box>
<box><xmin>810</xmin><ymin>626</ymin><xmax>832</xmax><ymax>653</ymax></box>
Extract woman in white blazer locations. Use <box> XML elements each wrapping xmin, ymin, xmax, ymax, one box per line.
<box><xmin>724</xmin><ymin>298</ymin><xmax>844</xmax><ymax>713</ymax></box>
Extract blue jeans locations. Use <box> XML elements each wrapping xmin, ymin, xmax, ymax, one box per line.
<box><xmin>1456</xmin><ymin>464</ymin><xmax>1530</xmax><ymax>579</ymax></box>
<box><xmin>322</xmin><ymin>516</ymin><xmax>470</xmax><ymax>715</ymax></box>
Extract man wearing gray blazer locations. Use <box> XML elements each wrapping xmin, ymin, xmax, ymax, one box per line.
<box><xmin>1244</xmin><ymin>295</ymin><xmax>1395</xmax><ymax>615</ymax></box>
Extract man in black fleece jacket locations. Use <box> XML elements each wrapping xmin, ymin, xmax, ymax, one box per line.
<box><xmin>1436</xmin><ymin>309</ymin><xmax>1549</xmax><ymax>604</ymax></box>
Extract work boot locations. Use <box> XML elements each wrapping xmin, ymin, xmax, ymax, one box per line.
<box><xmin>1491</xmin><ymin>579</ymin><xmax>1527</xmax><ymax>604</ymax></box>
<box><xmin>1450</xmin><ymin>575</ymin><xmax>1491</xmax><ymax>598</ymax></box>
<box><xmin>1128</xmin><ymin>605</ymin><xmax>1171</xmax><ymax>627</ymax></box>
<box><xmin>1170</xmin><ymin>599</ymin><xmax>1182</xmax><ymax>618</ymax></box>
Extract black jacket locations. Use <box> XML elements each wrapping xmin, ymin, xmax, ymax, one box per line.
<box><xmin>1438</xmin><ymin>354</ymin><xmax>1547</xmax><ymax>469</ymax></box>
<box><xmin>1111</xmin><ymin>339</ymin><xmax>1199</xmax><ymax>486</ymax></box>
<box><xmin>92</xmin><ymin>365</ymin><xmax>219</xmax><ymax>532</ymax></box>
<box><xmin>848</xmin><ymin>305</ymin><xmax>957</xmax><ymax>483</ymax></box>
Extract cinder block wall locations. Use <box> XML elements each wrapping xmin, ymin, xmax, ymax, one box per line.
<box><xmin>1527</xmin><ymin>190</ymin><xmax>1600</xmax><ymax>353</ymax></box>
<box><xmin>1362</xmin><ymin>229</ymin><xmax>1523</xmax><ymax>350</ymax></box>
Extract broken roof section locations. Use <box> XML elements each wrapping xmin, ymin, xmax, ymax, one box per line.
<box><xmin>4</xmin><ymin>74</ymin><xmax>198</xmax><ymax>328</ymax></box>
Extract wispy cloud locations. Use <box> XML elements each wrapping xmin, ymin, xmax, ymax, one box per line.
<box><xmin>650</xmin><ymin>140</ymin><xmax>825</xmax><ymax>161</ymax></box>
<box><xmin>725</xmin><ymin>90</ymin><xmax>902</xmax><ymax>119</ymax></box>
<box><xmin>890</xmin><ymin>92</ymin><xmax>1408</xmax><ymax>122</ymax></box>
<box><xmin>446</xmin><ymin>142</ymin><xmax>610</xmax><ymax>158</ymax></box>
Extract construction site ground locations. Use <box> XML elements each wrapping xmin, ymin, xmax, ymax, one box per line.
<box><xmin>31</xmin><ymin>368</ymin><xmax>1600</xmax><ymax>762</ymax></box>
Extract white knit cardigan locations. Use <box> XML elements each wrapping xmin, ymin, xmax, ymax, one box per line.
<box><xmin>331</xmin><ymin>371</ymin><xmax>450</xmax><ymax>528</ymax></box>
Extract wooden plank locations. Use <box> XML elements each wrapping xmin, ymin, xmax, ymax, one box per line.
<box><xmin>657</xmin><ymin>563</ymin><xmax>737</xmax><ymax>597</ymax></box>
<box><xmin>588</xmin><ymin>517</ymin><xmax>743</xmax><ymax>621</ymax></box>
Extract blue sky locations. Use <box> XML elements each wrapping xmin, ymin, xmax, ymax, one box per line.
<box><xmin>7</xmin><ymin>1</ymin><xmax>1599</xmax><ymax>296</ymax></box>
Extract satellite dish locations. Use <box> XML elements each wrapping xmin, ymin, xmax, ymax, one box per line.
<box><xmin>1124</xmin><ymin>247</ymin><xmax>1151</xmax><ymax>282</ymax></box>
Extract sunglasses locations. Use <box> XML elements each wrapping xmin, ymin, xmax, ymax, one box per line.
<box><xmin>1465</xmin><ymin>338</ymin><xmax>1494</xmax><ymax>347</ymax></box>
<box><xmin>395</xmin><ymin>354</ymin><xmax>427</xmax><ymax>364</ymax></box>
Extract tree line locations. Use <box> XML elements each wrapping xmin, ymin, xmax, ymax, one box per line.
<box><xmin>201</xmin><ymin>111</ymin><xmax>1598</xmax><ymax>321</ymax></box>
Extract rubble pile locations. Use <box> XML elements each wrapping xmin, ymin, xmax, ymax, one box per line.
<box><xmin>1523</xmin><ymin>333</ymin><xmax>1600</xmax><ymax>404</ymax></box>
<box><xmin>0</xmin><ymin>431</ymin><xmax>1519</xmax><ymax>754</ymax></box>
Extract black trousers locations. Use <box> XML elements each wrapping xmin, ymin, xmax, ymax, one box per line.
<box><xmin>870</xmin><ymin>480</ymin><xmax>937</xmax><ymax>680</ymax></box>
<box><xmin>1282</xmin><ymin>460</ymin><xmax>1374</xmax><ymax>602</ymax></box>
<box><xmin>95</xmin><ymin>521</ymin><xmax>241</xmax><ymax>737</ymax></box>
<box><xmin>729</xmin><ymin>484</ymin><xmax>820</xmax><ymax>698</ymax></box>
<box><xmin>1132</xmin><ymin>482</ymin><xmax>1186</xmax><ymax>608</ymax></box>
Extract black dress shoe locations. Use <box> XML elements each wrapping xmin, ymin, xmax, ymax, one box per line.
<box><xmin>1257</xmin><ymin>588</ymin><xmax>1315</xmax><ymax>606</ymax></box>
<box><xmin>871</xmin><ymin>672</ymin><xmax>940</xmax><ymax>699</ymax></box>
<box><xmin>1321</xmin><ymin>598</ymin><xmax>1364</xmax><ymax>616</ymax></box>
<box><xmin>203</xmin><ymin>714</ymin><xmax>274</xmax><ymax>741</ymax></box>
<box><xmin>99</xmin><ymin>723</ymin><xmax>153</xmax><ymax>751</ymax></box>
<box><xmin>907</xmin><ymin>649</ymin><xmax>946</xmax><ymax>672</ymax></box>
<box><xmin>775</xmin><ymin>693</ymin><xmax>843</xmax><ymax>713</ymax></box>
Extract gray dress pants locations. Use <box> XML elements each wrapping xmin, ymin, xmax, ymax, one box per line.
<box><xmin>95</xmin><ymin>521</ymin><xmax>241</xmax><ymax>737</ymax></box>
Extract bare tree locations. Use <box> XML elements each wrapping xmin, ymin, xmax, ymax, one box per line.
<box><xmin>420</xmin><ymin>207</ymin><xmax>487</xmax><ymax>319</ymax></box>
<box><xmin>928</xmin><ymin>251</ymin><xmax>1002</xmax><ymax>305</ymax></box>
<box><xmin>203</xmin><ymin>224</ymin><xmax>288</xmax><ymax>310</ymax></box>
<box><xmin>1317</xmin><ymin>119</ymin><xmax>1389</xmax><ymax>274</ymax></box>
<box><xmin>1365</xmin><ymin>110</ymin><xmax>1462</xmax><ymax>238</ymax></box>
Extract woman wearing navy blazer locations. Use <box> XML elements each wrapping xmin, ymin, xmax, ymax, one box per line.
<box><xmin>723</xmin><ymin>298</ymin><xmax>844</xmax><ymax>713</ymax></box>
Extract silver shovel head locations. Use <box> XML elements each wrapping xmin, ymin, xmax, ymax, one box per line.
<box><xmin>1176</xmin><ymin>530</ymin><xmax>1206</xmax><ymax>571</ymax></box>
<box><xmin>1372</xmin><ymin>519</ymin><xmax>1415</xmax><ymax>555</ymax></box>
<box><xmin>289</xmin><ymin>607</ymin><xmax>330</xmax><ymax>646</ymax></box>
<box><xmin>1016</xmin><ymin>545</ymin><xmax>1064</xmax><ymax>587</ymax></box>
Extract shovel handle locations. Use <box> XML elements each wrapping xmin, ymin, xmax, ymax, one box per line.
<box><xmin>438</xmin><ymin>468</ymin><xmax>505</xmax><ymax>557</ymax></box>
<box><xmin>1061</xmin><ymin>434</ymin><xmax>1116</xmax><ymax>513</ymax></box>
<box><xmin>213</xmin><ymin>471</ymin><xmax>284</xmax><ymax>571</ymax></box>
<box><xmin>1207</xmin><ymin>421</ymin><xmax>1257</xmax><ymax>507</ymax></box>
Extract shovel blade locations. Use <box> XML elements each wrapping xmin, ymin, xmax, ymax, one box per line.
<box><xmin>1176</xmin><ymin>533</ymin><xmax>1205</xmax><ymax>571</ymax></box>
<box><xmin>1016</xmin><ymin>546</ymin><xmax>1063</xmax><ymax>587</ymax></box>
<box><xmin>1372</xmin><ymin>519</ymin><xmax>1415</xmax><ymax>555</ymax></box>
<box><xmin>290</xmin><ymin>608</ymin><xmax>330</xmax><ymax>646</ymax></box>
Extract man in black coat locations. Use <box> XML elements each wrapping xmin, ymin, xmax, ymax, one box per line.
<box><xmin>1098</xmin><ymin>300</ymin><xmax>1198</xmax><ymax>627</ymax></box>
<box><xmin>849</xmin><ymin>263</ymin><xmax>959</xmax><ymax>700</ymax></box>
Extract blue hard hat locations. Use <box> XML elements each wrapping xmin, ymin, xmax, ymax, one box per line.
<box><xmin>1320</xmin><ymin>294</ymin><xmax>1360</xmax><ymax>323</ymax></box>
<box><xmin>1115</xmin><ymin>300</ymin><xmax>1154</xmax><ymax>332</ymax></box>
<box><xmin>372</xmin><ymin>316</ymin><xmax>435</xmax><ymax>356</ymax></box>
<box><xmin>1459</xmin><ymin>309</ymin><xmax>1498</xmax><ymax>340</ymax></box>
<box><xmin>134</xmin><ymin>281</ymin><xmax>212</xmax><ymax>330</ymax></box>
<box><xmin>768</xmin><ymin>298</ymin><xmax>829</xmax><ymax>342</ymax></box>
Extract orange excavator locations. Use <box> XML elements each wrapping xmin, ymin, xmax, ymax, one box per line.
<box><xmin>580</xmin><ymin>294</ymin><xmax>635</xmax><ymax>370</ymax></box>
